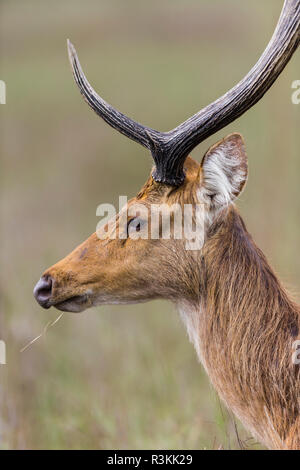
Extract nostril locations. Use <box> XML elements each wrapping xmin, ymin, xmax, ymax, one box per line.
<box><xmin>33</xmin><ymin>276</ymin><xmax>53</xmax><ymax>308</ymax></box>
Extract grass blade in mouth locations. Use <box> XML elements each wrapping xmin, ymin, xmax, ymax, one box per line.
<box><xmin>20</xmin><ymin>313</ymin><xmax>64</xmax><ymax>353</ymax></box>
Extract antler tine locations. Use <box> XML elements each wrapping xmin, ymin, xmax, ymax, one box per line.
<box><xmin>165</xmin><ymin>0</ymin><xmax>300</xmax><ymax>173</ymax></box>
<box><xmin>67</xmin><ymin>40</ymin><xmax>178</xmax><ymax>183</ymax></box>
<box><xmin>67</xmin><ymin>39</ymin><xmax>160</xmax><ymax>152</ymax></box>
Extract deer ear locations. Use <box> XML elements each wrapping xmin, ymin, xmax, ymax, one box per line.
<box><xmin>200</xmin><ymin>133</ymin><xmax>248</xmax><ymax>209</ymax></box>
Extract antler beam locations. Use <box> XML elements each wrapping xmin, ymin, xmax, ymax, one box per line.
<box><xmin>68</xmin><ymin>0</ymin><xmax>300</xmax><ymax>186</ymax></box>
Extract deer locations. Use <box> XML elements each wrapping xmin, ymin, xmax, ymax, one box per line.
<box><xmin>33</xmin><ymin>0</ymin><xmax>300</xmax><ymax>449</ymax></box>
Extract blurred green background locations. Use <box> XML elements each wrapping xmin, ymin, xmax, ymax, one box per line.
<box><xmin>0</xmin><ymin>0</ymin><xmax>299</xmax><ymax>450</ymax></box>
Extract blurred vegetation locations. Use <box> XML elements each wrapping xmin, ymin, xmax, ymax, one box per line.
<box><xmin>0</xmin><ymin>0</ymin><xmax>299</xmax><ymax>449</ymax></box>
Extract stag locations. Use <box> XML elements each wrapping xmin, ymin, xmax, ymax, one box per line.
<box><xmin>34</xmin><ymin>1</ymin><xmax>300</xmax><ymax>449</ymax></box>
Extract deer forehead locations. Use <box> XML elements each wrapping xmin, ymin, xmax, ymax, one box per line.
<box><xmin>134</xmin><ymin>157</ymin><xmax>201</xmax><ymax>206</ymax></box>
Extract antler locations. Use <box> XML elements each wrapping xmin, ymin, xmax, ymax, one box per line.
<box><xmin>68</xmin><ymin>0</ymin><xmax>300</xmax><ymax>186</ymax></box>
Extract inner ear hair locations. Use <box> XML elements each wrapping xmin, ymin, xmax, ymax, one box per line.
<box><xmin>200</xmin><ymin>133</ymin><xmax>248</xmax><ymax>208</ymax></box>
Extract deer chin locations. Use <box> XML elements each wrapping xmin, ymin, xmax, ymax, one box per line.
<box><xmin>53</xmin><ymin>294</ymin><xmax>90</xmax><ymax>313</ymax></box>
<box><xmin>52</xmin><ymin>292</ymin><xmax>144</xmax><ymax>313</ymax></box>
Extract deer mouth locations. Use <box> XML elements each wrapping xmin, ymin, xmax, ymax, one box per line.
<box><xmin>53</xmin><ymin>294</ymin><xmax>89</xmax><ymax>313</ymax></box>
<box><xmin>34</xmin><ymin>276</ymin><xmax>90</xmax><ymax>312</ymax></box>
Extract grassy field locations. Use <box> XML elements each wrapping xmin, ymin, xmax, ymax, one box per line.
<box><xmin>0</xmin><ymin>0</ymin><xmax>299</xmax><ymax>449</ymax></box>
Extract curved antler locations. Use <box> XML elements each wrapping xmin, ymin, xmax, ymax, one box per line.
<box><xmin>68</xmin><ymin>0</ymin><xmax>300</xmax><ymax>186</ymax></box>
<box><xmin>67</xmin><ymin>40</ymin><xmax>156</xmax><ymax>151</ymax></box>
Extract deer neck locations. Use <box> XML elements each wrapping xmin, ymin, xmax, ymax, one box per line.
<box><xmin>177</xmin><ymin>206</ymin><xmax>300</xmax><ymax>449</ymax></box>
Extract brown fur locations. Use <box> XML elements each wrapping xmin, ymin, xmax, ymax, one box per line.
<box><xmin>40</xmin><ymin>138</ymin><xmax>300</xmax><ymax>449</ymax></box>
<box><xmin>197</xmin><ymin>207</ymin><xmax>300</xmax><ymax>449</ymax></box>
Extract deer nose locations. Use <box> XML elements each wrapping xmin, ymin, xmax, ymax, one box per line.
<box><xmin>33</xmin><ymin>276</ymin><xmax>53</xmax><ymax>309</ymax></box>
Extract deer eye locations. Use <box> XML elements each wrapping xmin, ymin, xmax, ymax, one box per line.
<box><xmin>127</xmin><ymin>218</ymin><xmax>143</xmax><ymax>237</ymax></box>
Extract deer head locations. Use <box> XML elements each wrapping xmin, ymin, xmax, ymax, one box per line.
<box><xmin>34</xmin><ymin>0</ymin><xmax>299</xmax><ymax>315</ymax></box>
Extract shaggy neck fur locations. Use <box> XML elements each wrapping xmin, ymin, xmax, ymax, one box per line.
<box><xmin>179</xmin><ymin>206</ymin><xmax>300</xmax><ymax>449</ymax></box>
